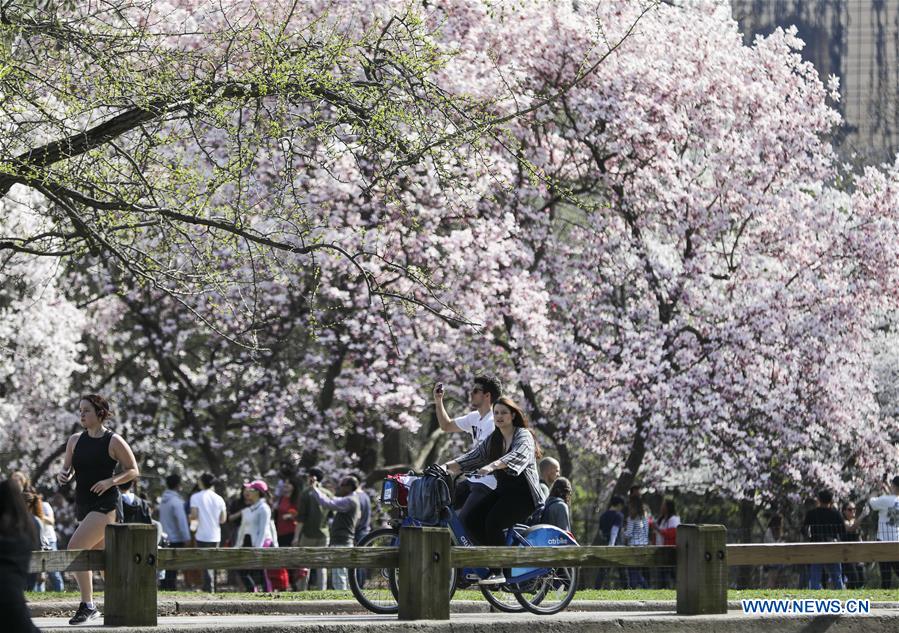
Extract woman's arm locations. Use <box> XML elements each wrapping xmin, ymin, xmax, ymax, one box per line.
<box><xmin>446</xmin><ymin>437</ymin><xmax>490</xmax><ymax>473</ymax></box>
<box><xmin>92</xmin><ymin>434</ymin><xmax>140</xmax><ymax>494</ymax></box>
<box><xmin>57</xmin><ymin>434</ymin><xmax>80</xmax><ymax>484</ymax></box>
<box><xmin>493</xmin><ymin>430</ymin><xmax>534</xmax><ymax>476</ymax></box>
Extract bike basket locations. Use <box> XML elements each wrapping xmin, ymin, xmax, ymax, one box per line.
<box><xmin>381</xmin><ymin>474</ymin><xmax>417</xmax><ymax>507</ymax></box>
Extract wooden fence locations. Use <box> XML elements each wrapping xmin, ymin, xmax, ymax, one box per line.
<box><xmin>28</xmin><ymin>523</ymin><xmax>899</xmax><ymax>626</ymax></box>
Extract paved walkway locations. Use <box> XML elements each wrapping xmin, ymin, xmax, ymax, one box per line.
<box><xmin>32</xmin><ymin>608</ymin><xmax>899</xmax><ymax>632</ymax></box>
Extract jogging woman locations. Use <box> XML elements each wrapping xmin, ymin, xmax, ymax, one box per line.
<box><xmin>57</xmin><ymin>394</ymin><xmax>139</xmax><ymax>625</ymax></box>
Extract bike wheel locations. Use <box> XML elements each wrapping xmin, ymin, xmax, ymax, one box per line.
<box><xmin>349</xmin><ymin>528</ymin><xmax>400</xmax><ymax>614</ymax></box>
<box><xmin>513</xmin><ymin>567</ymin><xmax>578</xmax><ymax>615</ymax></box>
<box><xmin>480</xmin><ymin>581</ymin><xmax>526</xmax><ymax>613</ymax></box>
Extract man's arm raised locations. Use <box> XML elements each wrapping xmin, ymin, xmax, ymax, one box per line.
<box><xmin>434</xmin><ymin>383</ymin><xmax>463</xmax><ymax>433</ymax></box>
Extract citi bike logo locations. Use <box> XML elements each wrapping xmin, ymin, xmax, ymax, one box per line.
<box><xmin>546</xmin><ymin>537</ymin><xmax>567</xmax><ymax>545</ymax></box>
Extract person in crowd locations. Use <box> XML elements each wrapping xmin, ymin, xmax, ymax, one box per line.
<box><xmin>308</xmin><ymin>476</ymin><xmax>361</xmax><ymax>590</ymax></box>
<box><xmin>273</xmin><ymin>458</ymin><xmax>299</xmax><ymax>498</ymax></box>
<box><xmin>294</xmin><ymin>468</ymin><xmax>329</xmax><ymax>591</ymax></box>
<box><xmin>21</xmin><ymin>485</ymin><xmax>49</xmax><ymax>591</ymax></box>
<box><xmin>593</xmin><ymin>495</ymin><xmax>626</xmax><ymax>589</ymax></box>
<box><xmin>353</xmin><ymin>477</ymin><xmax>371</xmax><ymax>545</ymax></box>
<box><xmin>841</xmin><ymin>501</ymin><xmax>865</xmax><ymax>589</ymax></box>
<box><xmin>235</xmin><ymin>480</ymin><xmax>277</xmax><ymax>592</ymax></box>
<box><xmin>159</xmin><ymin>473</ymin><xmax>191</xmax><ymax>590</ymax></box>
<box><xmin>434</xmin><ymin>375</ymin><xmax>503</xmax><ymax>520</ymax></box>
<box><xmin>35</xmin><ymin>486</ymin><xmax>64</xmax><ymax>592</ymax></box>
<box><xmin>443</xmin><ymin>396</ymin><xmax>545</xmax><ymax>585</ymax></box>
<box><xmin>0</xmin><ymin>479</ymin><xmax>40</xmax><ymax>632</ymax></box>
<box><xmin>868</xmin><ymin>475</ymin><xmax>899</xmax><ymax>589</ymax></box>
<box><xmin>802</xmin><ymin>489</ymin><xmax>846</xmax><ymax>589</ymax></box>
<box><xmin>623</xmin><ymin>496</ymin><xmax>650</xmax><ymax>589</ymax></box>
<box><xmin>762</xmin><ymin>513</ymin><xmax>786</xmax><ymax>588</ymax></box>
<box><xmin>273</xmin><ymin>478</ymin><xmax>299</xmax><ymax>590</ymax></box>
<box><xmin>651</xmin><ymin>498</ymin><xmax>680</xmax><ymax>588</ymax></box>
<box><xmin>189</xmin><ymin>472</ymin><xmax>227</xmax><ymax>593</ymax></box>
<box><xmin>119</xmin><ymin>479</ymin><xmax>152</xmax><ymax>523</ymax></box>
<box><xmin>274</xmin><ymin>479</ymin><xmax>299</xmax><ymax>548</ymax></box>
<box><xmin>541</xmin><ymin>476</ymin><xmax>572</xmax><ymax>531</ymax></box>
<box><xmin>538</xmin><ymin>457</ymin><xmax>561</xmax><ymax>498</ymax></box>
<box><xmin>57</xmin><ymin>394</ymin><xmax>139</xmax><ymax>625</ymax></box>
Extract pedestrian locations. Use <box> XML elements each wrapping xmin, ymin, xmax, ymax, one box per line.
<box><xmin>37</xmin><ymin>486</ymin><xmax>64</xmax><ymax>592</ymax></box>
<box><xmin>650</xmin><ymin>498</ymin><xmax>680</xmax><ymax>588</ymax></box>
<box><xmin>308</xmin><ymin>475</ymin><xmax>360</xmax><ymax>590</ymax></box>
<box><xmin>189</xmin><ymin>472</ymin><xmax>227</xmax><ymax>593</ymax></box>
<box><xmin>0</xmin><ymin>479</ymin><xmax>40</xmax><ymax>633</ymax></box>
<box><xmin>593</xmin><ymin>495</ymin><xmax>626</xmax><ymax>589</ymax></box>
<box><xmin>158</xmin><ymin>474</ymin><xmax>190</xmax><ymax>590</ymax></box>
<box><xmin>118</xmin><ymin>479</ymin><xmax>152</xmax><ymax>524</ymax></box>
<box><xmin>868</xmin><ymin>475</ymin><xmax>899</xmax><ymax>589</ymax></box>
<box><xmin>353</xmin><ymin>477</ymin><xmax>371</xmax><ymax>545</ymax></box>
<box><xmin>541</xmin><ymin>477</ymin><xmax>572</xmax><ymax>531</ymax></box>
<box><xmin>841</xmin><ymin>502</ymin><xmax>865</xmax><ymax>589</ymax></box>
<box><xmin>57</xmin><ymin>394</ymin><xmax>139</xmax><ymax>625</ymax></box>
<box><xmin>19</xmin><ymin>484</ymin><xmax>45</xmax><ymax>591</ymax></box>
<box><xmin>762</xmin><ymin>513</ymin><xmax>786</xmax><ymax>588</ymax></box>
<box><xmin>801</xmin><ymin>489</ymin><xmax>845</xmax><ymax>589</ymax></box>
<box><xmin>235</xmin><ymin>480</ymin><xmax>277</xmax><ymax>592</ymax></box>
<box><xmin>538</xmin><ymin>457</ymin><xmax>561</xmax><ymax>498</ymax></box>
<box><xmin>272</xmin><ymin>478</ymin><xmax>299</xmax><ymax>590</ymax></box>
<box><xmin>293</xmin><ymin>468</ymin><xmax>330</xmax><ymax>591</ymax></box>
<box><xmin>623</xmin><ymin>496</ymin><xmax>650</xmax><ymax>589</ymax></box>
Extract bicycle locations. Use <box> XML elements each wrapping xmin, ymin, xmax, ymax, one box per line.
<box><xmin>348</xmin><ymin>467</ymin><xmax>578</xmax><ymax>616</ymax></box>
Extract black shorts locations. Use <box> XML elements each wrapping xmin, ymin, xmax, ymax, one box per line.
<box><xmin>76</xmin><ymin>494</ymin><xmax>120</xmax><ymax>522</ymax></box>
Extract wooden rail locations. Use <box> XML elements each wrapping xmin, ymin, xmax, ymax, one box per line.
<box><xmin>727</xmin><ymin>541</ymin><xmax>899</xmax><ymax>566</ymax></box>
<box><xmin>28</xmin><ymin>524</ymin><xmax>899</xmax><ymax>625</ymax></box>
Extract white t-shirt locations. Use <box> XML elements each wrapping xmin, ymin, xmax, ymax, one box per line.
<box><xmin>190</xmin><ymin>488</ymin><xmax>227</xmax><ymax>543</ymax></box>
<box><xmin>454</xmin><ymin>409</ymin><xmax>496</xmax><ymax>488</ymax></box>
<box><xmin>869</xmin><ymin>494</ymin><xmax>899</xmax><ymax>541</ymax></box>
<box><xmin>40</xmin><ymin>501</ymin><xmax>57</xmax><ymax>546</ymax></box>
<box><xmin>454</xmin><ymin>409</ymin><xmax>495</xmax><ymax>444</ymax></box>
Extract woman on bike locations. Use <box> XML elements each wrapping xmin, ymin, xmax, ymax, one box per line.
<box><xmin>444</xmin><ymin>396</ymin><xmax>544</xmax><ymax>583</ymax></box>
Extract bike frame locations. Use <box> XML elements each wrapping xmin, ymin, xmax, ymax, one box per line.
<box><xmin>401</xmin><ymin>505</ymin><xmax>552</xmax><ymax>584</ymax></box>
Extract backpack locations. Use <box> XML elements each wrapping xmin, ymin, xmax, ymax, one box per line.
<box><xmin>407</xmin><ymin>466</ymin><xmax>452</xmax><ymax>525</ymax></box>
<box><xmin>121</xmin><ymin>496</ymin><xmax>153</xmax><ymax>524</ymax></box>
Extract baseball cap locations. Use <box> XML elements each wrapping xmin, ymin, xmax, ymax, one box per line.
<box><xmin>243</xmin><ymin>480</ymin><xmax>268</xmax><ymax>493</ymax></box>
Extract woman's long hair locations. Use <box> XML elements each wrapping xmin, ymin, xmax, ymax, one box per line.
<box><xmin>0</xmin><ymin>480</ymin><xmax>37</xmax><ymax>544</ymax></box>
<box><xmin>486</xmin><ymin>396</ymin><xmax>543</xmax><ymax>462</ymax></box>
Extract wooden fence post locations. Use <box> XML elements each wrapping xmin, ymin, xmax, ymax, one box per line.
<box><xmin>676</xmin><ymin>524</ymin><xmax>727</xmax><ymax>615</ymax></box>
<box><xmin>397</xmin><ymin>526</ymin><xmax>451</xmax><ymax>620</ymax></box>
<box><xmin>104</xmin><ymin>523</ymin><xmax>158</xmax><ymax>626</ymax></box>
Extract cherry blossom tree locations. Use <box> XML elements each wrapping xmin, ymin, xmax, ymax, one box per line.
<box><xmin>3</xmin><ymin>0</ymin><xmax>898</xmax><ymax>528</ymax></box>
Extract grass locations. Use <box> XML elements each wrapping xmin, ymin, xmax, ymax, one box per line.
<box><xmin>25</xmin><ymin>588</ymin><xmax>899</xmax><ymax>602</ymax></box>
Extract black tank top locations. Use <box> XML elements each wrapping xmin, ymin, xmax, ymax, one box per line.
<box><xmin>72</xmin><ymin>430</ymin><xmax>119</xmax><ymax>509</ymax></box>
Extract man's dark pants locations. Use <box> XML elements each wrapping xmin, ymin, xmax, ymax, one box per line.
<box><xmin>196</xmin><ymin>540</ymin><xmax>219</xmax><ymax>592</ymax></box>
<box><xmin>160</xmin><ymin>542</ymin><xmax>185</xmax><ymax>590</ymax></box>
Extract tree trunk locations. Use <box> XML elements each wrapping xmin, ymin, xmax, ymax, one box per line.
<box><xmin>609</xmin><ymin>419</ymin><xmax>647</xmax><ymax>501</ymax></box>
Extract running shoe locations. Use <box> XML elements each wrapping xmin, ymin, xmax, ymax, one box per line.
<box><xmin>68</xmin><ymin>602</ymin><xmax>100</xmax><ymax>625</ymax></box>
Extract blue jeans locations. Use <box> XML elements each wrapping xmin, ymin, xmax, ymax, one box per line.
<box><xmin>809</xmin><ymin>562</ymin><xmax>844</xmax><ymax>589</ymax></box>
<box><xmin>41</xmin><ymin>541</ymin><xmax>64</xmax><ymax>592</ymax></box>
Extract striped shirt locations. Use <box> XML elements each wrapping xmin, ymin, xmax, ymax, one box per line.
<box><xmin>623</xmin><ymin>516</ymin><xmax>649</xmax><ymax>546</ymax></box>
<box><xmin>454</xmin><ymin>428</ymin><xmax>545</xmax><ymax>506</ymax></box>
